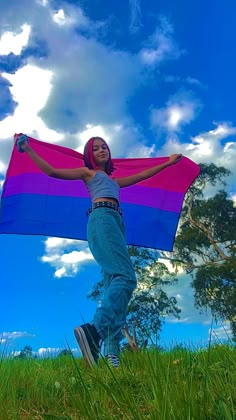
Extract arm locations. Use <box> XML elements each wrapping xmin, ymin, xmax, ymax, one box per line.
<box><xmin>20</xmin><ymin>142</ymin><xmax>90</xmax><ymax>181</ymax></box>
<box><xmin>115</xmin><ymin>154</ymin><xmax>182</xmax><ymax>188</ymax></box>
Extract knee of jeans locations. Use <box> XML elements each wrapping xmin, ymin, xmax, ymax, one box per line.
<box><xmin>110</xmin><ymin>272</ymin><xmax>137</xmax><ymax>293</ymax></box>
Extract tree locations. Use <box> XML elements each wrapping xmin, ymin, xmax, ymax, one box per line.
<box><xmin>57</xmin><ymin>349</ymin><xmax>73</xmax><ymax>357</ymax></box>
<box><xmin>169</xmin><ymin>163</ymin><xmax>236</xmax><ymax>340</ymax></box>
<box><xmin>88</xmin><ymin>246</ymin><xmax>181</xmax><ymax>347</ymax></box>
<box><xmin>16</xmin><ymin>345</ymin><xmax>34</xmax><ymax>359</ymax></box>
<box><xmin>126</xmin><ymin>246</ymin><xmax>181</xmax><ymax>345</ymax></box>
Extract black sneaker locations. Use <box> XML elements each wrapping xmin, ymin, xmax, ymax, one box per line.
<box><xmin>106</xmin><ymin>354</ymin><xmax>120</xmax><ymax>368</ymax></box>
<box><xmin>74</xmin><ymin>323</ymin><xmax>101</xmax><ymax>368</ymax></box>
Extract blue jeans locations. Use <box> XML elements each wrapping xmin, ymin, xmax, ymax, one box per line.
<box><xmin>87</xmin><ymin>207</ymin><xmax>137</xmax><ymax>356</ymax></box>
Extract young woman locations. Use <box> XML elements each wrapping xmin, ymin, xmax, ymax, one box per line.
<box><xmin>16</xmin><ymin>134</ymin><xmax>182</xmax><ymax>368</ymax></box>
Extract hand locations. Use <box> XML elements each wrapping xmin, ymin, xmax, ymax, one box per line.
<box><xmin>20</xmin><ymin>141</ymin><xmax>29</xmax><ymax>151</ymax></box>
<box><xmin>168</xmin><ymin>154</ymin><xmax>182</xmax><ymax>164</ymax></box>
<box><xmin>15</xmin><ymin>134</ymin><xmax>29</xmax><ymax>153</ymax></box>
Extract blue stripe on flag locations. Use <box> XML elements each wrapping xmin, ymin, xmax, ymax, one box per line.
<box><xmin>0</xmin><ymin>194</ymin><xmax>180</xmax><ymax>250</ymax></box>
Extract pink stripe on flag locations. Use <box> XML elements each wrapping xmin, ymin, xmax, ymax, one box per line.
<box><xmin>6</xmin><ymin>136</ymin><xmax>200</xmax><ymax>193</ymax></box>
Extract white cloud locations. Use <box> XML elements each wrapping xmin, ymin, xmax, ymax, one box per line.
<box><xmin>224</xmin><ymin>142</ymin><xmax>234</xmax><ymax>152</ymax></box>
<box><xmin>38</xmin><ymin>347</ymin><xmax>61</xmax><ymax>355</ymax></box>
<box><xmin>0</xmin><ymin>6</ymin><xmax>183</xmax><ymax>173</ymax></box>
<box><xmin>0</xmin><ymin>2</ymin><xmax>118</xmax><ymax>144</ymax></box>
<box><xmin>61</xmin><ymin>250</ymin><xmax>93</xmax><ymax>264</ymax></box>
<box><xmin>1</xmin><ymin>5</ymin><xmax>139</xmax><ymax>137</ymax></box>
<box><xmin>0</xmin><ymin>65</ymin><xmax>63</xmax><ymax>142</ymax></box>
<box><xmin>210</xmin><ymin>323</ymin><xmax>233</xmax><ymax>342</ymax></box>
<box><xmin>4</xmin><ymin>65</ymin><xmax>52</xmax><ymax>113</ymax></box>
<box><xmin>0</xmin><ymin>24</ymin><xmax>31</xmax><ymax>55</ymax></box>
<box><xmin>160</xmin><ymin>122</ymin><xmax>236</xmax><ymax>191</ymax></box>
<box><xmin>76</xmin><ymin>123</ymin><xmax>149</xmax><ymax>158</ymax></box>
<box><xmin>41</xmin><ymin>237</ymin><xmax>94</xmax><ymax>278</ymax></box>
<box><xmin>36</xmin><ymin>0</ymin><xmax>48</xmax><ymax>6</ymax></box>
<box><xmin>139</xmin><ymin>17</ymin><xmax>184</xmax><ymax>66</ymax></box>
<box><xmin>185</xmin><ymin>76</ymin><xmax>204</xmax><ymax>87</ymax></box>
<box><xmin>40</xmin><ymin>39</ymin><xmax>142</xmax><ymax>134</ymax></box>
<box><xmin>126</xmin><ymin>143</ymin><xmax>155</xmax><ymax>158</ymax></box>
<box><xmin>55</xmin><ymin>267</ymin><xmax>67</xmax><ymax>278</ymax></box>
<box><xmin>231</xmin><ymin>194</ymin><xmax>236</xmax><ymax>207</ymax></box>
<box><xmin>0</xmin><ymin>161</ymin><xmax>6</xmax><ymax>175</ymax></box>
<box><xmin>151</xmin><ymin>90</ymin><xmax>202</xmax><ymax>133</ymax></box>
<box><xmin>52</xmin><ymin>9</ymin><xmax>68</xmax><ymax>26</ymax></box>
<box><xmin>165</xmin><ymin>75</ymin><xmax>204</xmax><ymax>88</ymax></box>
<box><xmin>44</xmin><ymin>237</ymin><xmax>84</xmax><ymax>250</ymax></box>
<box><xmin>75</xmin><ymin>124</ymin><xmax>112</xmax><ymax>154</ymax></box>
<box><xmin>0</xmin><ymin>331</ymin><xmax>34</xmax><ymax>342</ymax></box>
<box><xmin>51</xmin><ymin>6</ymin><xmax>89</xmax><ymax>28</ymax></box>
<box><xmin>8</xmin><ymin>345</ymin><xmax>78</xmax><ymax>358</ymax></box>
<box><xmin>36</xmin><ymin>347</ymin><xmax>78</xmax><ymax>357</ymax></box>
<box><xmin>41</xmin><ymin>254</ymin><xmax>60</xmax><ymax>263</ymax></box>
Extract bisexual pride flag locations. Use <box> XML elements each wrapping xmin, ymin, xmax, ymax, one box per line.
<box><xmin>0</xmin><ymin>135</ymin><xmax>200</xmax><ymax>251</ymax></box>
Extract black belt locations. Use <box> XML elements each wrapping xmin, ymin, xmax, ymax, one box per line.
<box><xmin>87</xmin><ymin>201</ymin><xmax>123</xmax><ymax>216</ymax></box>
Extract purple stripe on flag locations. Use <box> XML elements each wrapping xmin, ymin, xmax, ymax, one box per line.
<box><xmin>3</xmin><ymin>173</ymin><xmax>184</xmax><ymax>213</ymax></box>
<box><xmin>3</xmin><ymin>173</ymin><xmax>89</xmax><ymax>199</ymax></box>
<box><xmin>121</xmin><ymin>186</ymin><xmax>183</xmax><ymax>213</ymax></box>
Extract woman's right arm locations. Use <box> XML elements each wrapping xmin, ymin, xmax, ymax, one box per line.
<box><xmin>20</xmin><ymin>142</ymin><xmax>90</xmax><ymax>181</ymax></box>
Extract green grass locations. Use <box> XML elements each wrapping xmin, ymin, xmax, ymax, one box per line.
<box><xmin>0</xmin><ymin>344</ymin><xmax>235</xmax><ymax>419</ymax></box>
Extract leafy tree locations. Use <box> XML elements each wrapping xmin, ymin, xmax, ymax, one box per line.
<box><xmin>88</xmin><ymin>246</ymin><xmax>181</xmax><ymax>347</ymax></box>
<box><xmin>16</xmin><ymin>345</ymin><xmax>34</xmax><ymax>359</ymax></box>
<box><xmin>126</xmin><ymin>246</ymin><xmax>181</xmax><ymax>345</ymax></box>
<box><xmin>169</xmin><ymin>163</ymin><xmax>236</xmax><ymax>340</ymax></box>
<box><xmin>58</xmin><ymin>349</ymin><xmax>73</xmax><ymax>357</ymax></box>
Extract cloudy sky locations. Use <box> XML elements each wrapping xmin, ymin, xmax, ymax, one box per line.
<box><xmin>0</xmin><ymin>0</ymin><xmax>235</xmax><ymax>356</ymax></box>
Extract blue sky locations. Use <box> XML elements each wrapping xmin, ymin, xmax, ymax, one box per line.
<box><xmin>0</xmin><ymin>0</ymin><xmax>235</xmax><ymax>357</ymax></box>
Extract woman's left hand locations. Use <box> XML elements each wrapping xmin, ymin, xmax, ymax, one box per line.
<box><xmin>168</xmin><ymin>154</ymin><xmax>182</xmax><ymax>164</ymax></box>
<box><xmin>14</xmin><ymin>134</ymin><xmax>29</xmax><ymax>153</ymax></box>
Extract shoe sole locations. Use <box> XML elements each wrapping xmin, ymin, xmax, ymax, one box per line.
<box><xmin>74</xmin><ymin>327</ymin><xmax>96</xmax><ymax>368</ymax></box>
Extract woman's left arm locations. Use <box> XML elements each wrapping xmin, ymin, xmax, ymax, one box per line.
<box><xmin>115</xmin><ymin>154</ymin><xmax>182</xmax><ymax>188</ymax></box>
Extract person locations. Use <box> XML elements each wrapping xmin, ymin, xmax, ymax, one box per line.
<box><xmin>15</xmin><ymin>134</ymin><xmax>182</xmax><ymax>368</ymax></box>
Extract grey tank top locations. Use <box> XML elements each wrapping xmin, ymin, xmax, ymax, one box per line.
<box><xmin>85</xmin><ymin>171</ymin><xmax>120</xmax><ymax>202</ymax></box>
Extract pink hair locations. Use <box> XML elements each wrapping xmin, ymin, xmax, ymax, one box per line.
<box><xmin>83</xmin><ymin>137</ymin><xmax>114</xmax><ymax>174</ymax></box>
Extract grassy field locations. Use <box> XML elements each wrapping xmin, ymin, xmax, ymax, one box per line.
<box><xmin>0</xmin><ymin>344</ymin><xmax>235</xmax><ymax>419</ymax></box>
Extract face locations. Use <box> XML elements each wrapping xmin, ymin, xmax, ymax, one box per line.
<box><xmin>92</xmin><ymin>138</ymin><xmax>109</xmax><ymax>167</ymax></box>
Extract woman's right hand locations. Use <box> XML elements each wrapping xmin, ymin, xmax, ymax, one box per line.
<box><xmin>168</xmin><ymin>153</ymin><xmax>182</xmax><ymax>164</ymax></box>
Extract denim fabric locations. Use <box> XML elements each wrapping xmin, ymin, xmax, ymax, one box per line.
<box><xmin>87</xmin><ymin>207</ymin><xmax>137</xmax><ymax>356</ymax></box>
<box><xmin>102</xmin><ymin>271</ymin><xmax>125</xmax><ymax>356</ymax></box>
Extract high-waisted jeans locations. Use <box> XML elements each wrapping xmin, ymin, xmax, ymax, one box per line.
<box><xmin>87</xmin><ymin>207</ymin><xmax>137</xmax><ymax>356</ymax></box>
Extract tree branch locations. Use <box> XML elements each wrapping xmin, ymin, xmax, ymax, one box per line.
<box><xmin>122</xmin><ymin>324</ymin><xmax>139</xmax><ymax>351</ymax></box>
<box><xmin>188</xmin><ymin>259</ymin><xmax>231</xmax><ymax>270</ymax></box>
<box><xmin>186</xmin><ymin>194</ymin><xmax>231</xmax><ymax>261</ymax></box>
